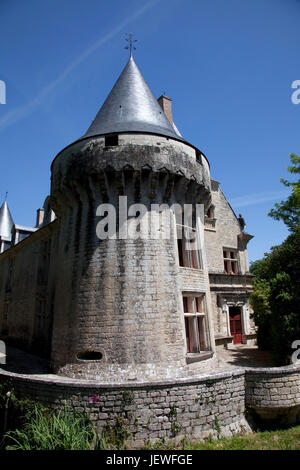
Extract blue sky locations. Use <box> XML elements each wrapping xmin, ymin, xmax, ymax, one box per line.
<box><xmin>0</xmin><ymin>0</ymin><xmax>299</xmax><ymax>262</ymax></box>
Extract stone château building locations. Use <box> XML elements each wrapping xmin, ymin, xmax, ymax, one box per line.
<box><xmin>0</xmin><ymin>53</ymin><xmax>256</xmax><ymax>383</ymax></box>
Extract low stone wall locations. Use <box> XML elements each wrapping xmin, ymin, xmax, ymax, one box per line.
<box><xmin>0</xmin><ymin>368</ymin><xmax>248</xmax><ymax>447</ymax></box>
<box><xmin>1</xmin><ymin>363</ymin><xmax>300</xmax><ymax>446</ymax></box>
<box><xmin>245</xmin><ymin>364</ymin><xmax>300</xmax><ymax>427</ymax></box>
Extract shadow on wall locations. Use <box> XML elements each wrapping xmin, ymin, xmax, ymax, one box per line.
<box><xmin>0</xmin><ymin>345</ymin><xmax>50</xmax><ymax>375</ymax></box>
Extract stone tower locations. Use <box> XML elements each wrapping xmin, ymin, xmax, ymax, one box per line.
<box><xmin>50</xmin><ymin>54</ymin><xmax>215</xmax><ymax>381</ymax></box>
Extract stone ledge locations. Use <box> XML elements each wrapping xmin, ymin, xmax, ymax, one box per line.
<box><xmin>1</xmin><ymin>362</ymin><xmax>300</xmax><ymax>388</ymax></box>
<box><xmin>245</xmin><ymin>363</ymin><xmax>300</xmax><ymax>375</ymax></box>
<box><xmin>0</xmin><ymin>366</ymin><xmax>245</xmax><ymax>389</ymax></box>
<box><xmin>186</xmin><ymin>351</ymin><xmax>214</xmax><ymax>364</ymax></box>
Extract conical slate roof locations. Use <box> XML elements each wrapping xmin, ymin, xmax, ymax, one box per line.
<box><xmin>0</xmin><ymin>200</ymin><xmax>14</xmax><ymax>239</ymax></box>
<box><xmin>82</xmin><ymin>55</ymin><xmax>183</xmax><ymax>141</ymax></box>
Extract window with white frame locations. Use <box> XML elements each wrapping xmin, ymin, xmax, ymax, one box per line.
<box><xmin>176</xmin><ymin>206</ymin><xmax>202</xmax><ymax>269</ymax></box>
<box><xmin>182</xmin><ymin>294</ymin><xmax>211</xmax><ymax>354</ymax></box>
<box><xmin>223</xmin><ymin>249</ymin><xmax>239</xmax><ymax>274</ymax></box>
<box><xmin>177</xmin><ymin>227</ymin><xmax>201</xmax><ymax>268</ymax></box>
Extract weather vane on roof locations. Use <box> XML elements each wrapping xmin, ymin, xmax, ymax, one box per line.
<box><xmin>125</xmin><ymin>33</ymin><xmax>137</xmax><ymax>57</ymax></box>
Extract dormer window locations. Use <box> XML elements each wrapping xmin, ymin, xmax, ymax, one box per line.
<box><xmin>223</xmin><ymin>249</ymin><xmax>239</xmax><ymax>274</ymax></box>
<box><xmin>206</xmin><ymin>205</ymin><xmax>215</xmax><ymax>219</ymax></box>
<box><xmin>105</xmin><ymin>134</ymin><xmax>118</xmax><ymax>147</ymax></box>
<box><xmin>204</xmin><ymin>205</ymin><xmax>216</xmax><ymax>230</ymax></box>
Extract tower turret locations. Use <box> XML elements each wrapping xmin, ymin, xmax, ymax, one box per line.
<box><xmin>0</xmin><ymin>199</ymin><xmax>14</xmax><ymax>253</ymax></box>
<box><xmin>0</xmin><ymin>200</ymin><xmax>14</xmax><ymax>239</ymax></box>
<box><xmin>50</xmin><ymin>55</ymin><xmax>214</xmax><ymax>381</ymax></box>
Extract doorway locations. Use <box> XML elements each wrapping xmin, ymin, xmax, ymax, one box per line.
<box><xmin>229</xmin><ymin>306</ymin><xmax>243</xmax><ymax>345</ymax></box>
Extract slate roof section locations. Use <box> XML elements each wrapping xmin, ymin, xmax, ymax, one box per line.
<box><xmin>82</xmin><ymin>55</ymin><xmax>183</xmax><ymax>141</ymax></box>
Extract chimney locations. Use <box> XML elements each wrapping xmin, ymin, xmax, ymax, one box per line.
<box><xmin>36</xmin><ymin>208</ymin><xmax>45</xmax><ymax>227</ymax></box>
<box><xmin>157</xmin><ymin>94</ymin><xmax>173</xmax><ymax>126</ymax></box>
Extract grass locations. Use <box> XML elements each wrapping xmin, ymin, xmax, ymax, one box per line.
<box><xmin>4</xmin><ymin>405</ymin><xmax>99</xmax><ymax>450</ymax></box>
<box><xmin>189</xmin><ymin>426</ymin><xmax>300</xmax><ymax>450</ymax></box>
<box><xmin>3</xmin><ymin>405</ymin><xmax>300</xmax><ymax>450</ymax></box>
<box><xmin>144</xmin><ymin>425</ymin><xmax>300</xmax><ymax>450</ymax></box>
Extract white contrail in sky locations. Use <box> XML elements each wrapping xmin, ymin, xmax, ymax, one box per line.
<box><xmin>230</xmin><ymin>189</ymin><xmax>289</xmax><ymax>209</ymax></box>
<box><xmin>0</xmin><ymin>0</ymin><xmax>160</xmax><ymax>131</ymax></box>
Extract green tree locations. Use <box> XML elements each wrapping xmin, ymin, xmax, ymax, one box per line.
<box><xmin>250</xmin><ymin>226</ymin><xmax>300</xmax><ymax>364</ymax></box>
<box><xmin>268</xmin><ymin>153</ymin><xmax>300</xmax><ymax>232</ymax></box>
<box><xmin>250</xmin><ymin>153</ymin><xmax>300</xmax><ymax>363</ymax></box>
<box><xmin>250</xmin><ymin>276</ymin><xmax>272</xmax><ymax>350</ymax></box>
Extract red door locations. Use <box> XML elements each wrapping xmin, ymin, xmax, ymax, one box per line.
<box><xmin>229</xmin><ymin>307</ymin><xmax>242</xmax><ymax>345</ymax></box>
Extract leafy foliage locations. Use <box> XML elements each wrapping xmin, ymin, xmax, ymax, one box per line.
<box><xmin>100</xmin><ymin>416</ymin><xmax>131</xmax><ymax>450</ymax></box>
<box><xmin>250</xmin><ymin>154</ymin><xmax>300</xmax><ymax>364</ymax></box>
<box><xmin>250</xmin><ymin>226</ymin><xmax>300</xmax><ymax>364</ymax></box>
<box><xmin>268</xmin><ymin>154</ymin><xmax>300</xmax><ymax>232</ymax></box>
<box><xmin>250</xmin><ymin>277</ymin><xmax>272</xmax><ymax>350</ymax></box>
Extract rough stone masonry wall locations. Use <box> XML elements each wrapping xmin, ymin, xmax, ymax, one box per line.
<box><xmin>1</xmin><ymin>364</ymin><xmax>300</xmax><ymax>447</ymax></box>
<box><xmin>0</xmin><ymin>221</ymin><xmax>59</xmax><ymax>357</ymax></box>
<box><xmin>49</xmin><ymin>134</ymin><xmax>213</xmax><ymax>381</ymax></box>
<box><xmin>204</xmin><ymin>185</ymin><xmax>248</xmax><ymax>274</ymax></box>
<box><xmin>245</xmin><ymin>364</ymin><xmax>300</xmax><ymax>426</ymax></box>
<box><xmin>0</xmin><ymin>368</ymin><xmax>248</xmax><ymax>448</ymax></box>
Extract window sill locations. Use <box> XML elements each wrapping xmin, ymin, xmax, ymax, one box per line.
<box><xmin>186</xmin><ymin>351</ymin><xmax>213</xmax><ymax>364</ymax></box>
<box><xmin>179</xmin><ymin>266</ymin><xmax>203</xmax><ymax>271</ymax></box>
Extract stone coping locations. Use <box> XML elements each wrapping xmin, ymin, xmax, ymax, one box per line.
<box><xmin>0</xmin><ymin>366</ymin><xmax>245</xmax><ymax>389</ymax></box>
<box><xmin>1</xmin><ymin>363</ymin><xmax>299</xmax><ymax>389</ymax></box>
<box><xmin>244</xmin><ymin>363</ymin><xmax>300</xmax><ymax>375</ymax></box>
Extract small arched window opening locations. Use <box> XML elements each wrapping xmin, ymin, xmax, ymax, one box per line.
<box><xmin>77</xmin><ymin>351</ymin><xmax>103</xmax><ymax>361</ymax></box>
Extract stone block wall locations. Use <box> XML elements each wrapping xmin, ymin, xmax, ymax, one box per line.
<box><xmin>49</xmin><ymin>134</ymin><xmax>214</xmax><ymax>380</ymax></box>
<box><xmin>204</xmin><ymin>182</ymin><xmax>249</xmax><ymax>275</ymax></box>
<box><xmin>1</xmin><ymin>362</ymin><xmax>300</xmax><ymax>447</ymax></box>
<box><xmin>0</xmin><ymin>368</ymin><xmax>248</xmax><ymax>448</ymax></box>
<box><xmin>245</xmin><ymin>364</ymin><xmax>300</xmax><ymax>426</ymax></box>
<box><xmin>0</xmin><ymin>221</ymin><xmax>59</xmax><ymax>357</ymax></box>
